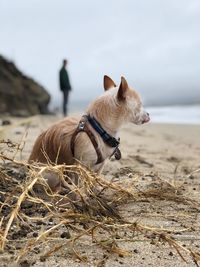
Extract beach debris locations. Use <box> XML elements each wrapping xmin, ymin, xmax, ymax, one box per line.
<box><xmin>132</xmin><ymin>155</ymin><xmax>154</xmax><ymax>167</ymax></box>
<box><xmin>167</xmin><ymin>156</ymin><xmax>181</xmax><ymax>163</ymax></box>
<box><xmin>0</xmin><ymin>140</ymin><xmax>200</xmax><ymax>265</ymax></box>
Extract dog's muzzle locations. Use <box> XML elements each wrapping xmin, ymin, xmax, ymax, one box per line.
<box><xmin>142</xmin><ymin>112</ymin><xmax>150</xmax><ymax>124</ymax></box>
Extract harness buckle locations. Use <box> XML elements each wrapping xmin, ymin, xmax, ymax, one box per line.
<box><xmin>114</xmin><ymin>147</ymin><xmax>121</xmax><ymax>160</ymax></box>
<box><xmin>78</xmin><ymin>121</ymin><xmax>85</xmax><ymax>130</ymax></box>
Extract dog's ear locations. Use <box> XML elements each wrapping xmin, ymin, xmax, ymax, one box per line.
<box><xmin>103</xmin><ymin>75</ymin><xmax>116</xmax><ymax>91</ymax></box>
<box><xmin>117</xmin><ymin>76</ymin><xmax>128</xmax><ymax>101</ymax></box>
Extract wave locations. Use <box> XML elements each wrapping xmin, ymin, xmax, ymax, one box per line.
<box><xmin>146</xmin><ymin>105</ymin><xmax>200</xmax><ymax>125</ymax></box>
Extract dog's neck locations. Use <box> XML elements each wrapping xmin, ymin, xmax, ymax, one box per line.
<box><xmin>88</xmin><ymin>114</ymin><xmax>118</xmax><ymax>137</ymax></box>
<box><xmin>87</xmin><ymin>95</ymin><xmax>127</xmax><ymax>137</ymax></box>
<box><xmin>87</xmin><ymin>109</ymin><xmax>124</xmax><ymax>138</ymax></box>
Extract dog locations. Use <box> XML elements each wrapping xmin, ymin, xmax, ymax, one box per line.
<box><xmin>29</xmin><ymin>75</ymin><xmax>150</xmax><ymax>189</ymax></box>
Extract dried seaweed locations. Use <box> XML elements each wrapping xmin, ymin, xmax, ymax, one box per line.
<box><xmin>0</xmin><ymin>139</ymin><xmax>200</xmax><ymax>265</ymax></box>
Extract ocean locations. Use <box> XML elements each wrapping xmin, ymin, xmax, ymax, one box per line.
<box><xmin>147</xmin><ymin>105</ymin><xmax>200</xmax><ymax>125</ymax></box>
<box><xmin>68</xmin><ymin>101</ymin><xmax>200</xmax><ymax>125</ymax></box>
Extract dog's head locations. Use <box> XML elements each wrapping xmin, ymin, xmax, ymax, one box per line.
<box><xmin>87</xmin><ymin>75</ymin><xmax>150</xmax><ymax>128</ymax></box>
<box><xmin>103</xmin><ymin>75</ymin><xmax>150</xmax><ymax>125</ymax></box>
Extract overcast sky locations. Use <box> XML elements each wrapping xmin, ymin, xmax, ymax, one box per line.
<box><xmin>0</xmin><ymin>0</ymin><xmax>200</xmax><ymax>108</ymax></box>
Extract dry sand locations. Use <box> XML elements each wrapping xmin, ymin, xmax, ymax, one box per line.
<box><xmin>0</xmin><ymin>115</ymin><xmax>200</xmax><ymax>267</ymax></box>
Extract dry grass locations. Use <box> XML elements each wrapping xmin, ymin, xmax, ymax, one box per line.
<box><xmin>0</xmin><ymin>139</ymin><xmax>200</xmax><ymax>266</ymax></box>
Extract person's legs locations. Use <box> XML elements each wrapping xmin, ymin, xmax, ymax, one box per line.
<box><xmin>63</xmin><ymin>90</ymin><xmax>69</xmax><ymax>116</ymax></box>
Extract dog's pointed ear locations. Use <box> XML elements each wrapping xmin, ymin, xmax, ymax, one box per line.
<box><xmin>117</xmin><ymin>76</ymin><xmax>128</xmax><ymax>101</ymax></box>
<box><xmin>103</xmin><ymin>75</ymin><xmax>116</xmax><ymax>91</ymax></box>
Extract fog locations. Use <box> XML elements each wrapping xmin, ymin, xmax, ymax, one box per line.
<box><xmin>0</xmin><ymin>0</ymin><xmax>200</xmax><ymax>108</ymax></box>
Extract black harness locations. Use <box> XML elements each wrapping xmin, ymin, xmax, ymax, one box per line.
<box><xmin>71</xmin><ymin>115</ymin><xmax>121</xmax><ymax>164</ymax></box>
<box><xmin>87</xmin><ymin>115</ymin><xmax>120</xmax><ymax>147</ymax></box>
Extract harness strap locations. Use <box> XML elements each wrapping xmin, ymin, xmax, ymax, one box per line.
<box><xmin>71</xmin><ymin>117</ymin><xmax>104</xmax><ymax>164</ymax></box>
<box><xmin>87</xmin><ymin>115</ymin><xmax>120</xmax><ymax>147</ymax></box>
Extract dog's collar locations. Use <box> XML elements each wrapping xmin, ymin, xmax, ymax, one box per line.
<box><xmin>86</xmin><ymin>115</ymin><xmax>120</xmax><ymax>148</ymax></box>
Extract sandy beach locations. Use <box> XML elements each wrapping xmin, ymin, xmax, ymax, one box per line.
<box><xmin>0</xmin><ymin>115</ymin><xmax>200</xmax><ymax>267</ymax></box>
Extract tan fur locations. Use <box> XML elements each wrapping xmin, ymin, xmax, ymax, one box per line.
<box><xmin>103</xmin><ymin>75</ymin><xmax>116</xmax><ymax>90</ymax></box>
<box><xmin>29</xmin><ymin>76</ymin><xmax>150</xmax><ymax>189</ymax></box>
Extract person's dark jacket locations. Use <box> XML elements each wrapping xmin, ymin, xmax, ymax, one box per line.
<box><xmin>59</xmin><ymin>67</ymin><xmax>71</xmax><ymax>91</ymax></box>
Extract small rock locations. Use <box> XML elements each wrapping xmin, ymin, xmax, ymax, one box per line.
<box><xmin>19</xmin><ymin>260</ymin><xmax>30</xmax><ymax>267</ymax></box>
<box><xmin>189</xmin><ymin>175</ymin><xmax>194</xmax><ymax>180</ymax></box>
<box><xmin>32</xmin><ymin>232</ymin><xmax>38</xmax><ymax>238</ymax></box>
<box><xmin>15</xmin><ymin>131</ymin><xmax>22</xmax><ymax>135</ymax></box>
<box><xmin>60</xmin><ymin>231</ymin><xmax>71</xmax><ymax>239</ymax></box>
<box><xmin>2</xmin><ymin>120</ymin><xmax>11</xmax><ymax>126</ymax></box>
<box><xmin>169</xmin><ymin>251</ymin><xmax>173</xmax><ymax>256</ymax></box>
<box><xmin>36</xmin><ymin>221</ymin><xmax>44</xmax><ymax>225</ymax></box>
<box><xmin>40</xmin><ymin>256</ymin><xmax>46</xmax><ymax>262</ymax></box>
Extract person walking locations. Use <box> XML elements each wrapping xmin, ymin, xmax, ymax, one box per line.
<box><xmin>59</xmin><ymin>59</ymin><xmax>72</xmax><ymax>116</ymax></box>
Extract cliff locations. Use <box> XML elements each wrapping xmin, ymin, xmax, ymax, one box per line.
<box><xmin>0</xmin><ymin>55</ymin><xmax>50</xmax><ymax>116</ymax></box>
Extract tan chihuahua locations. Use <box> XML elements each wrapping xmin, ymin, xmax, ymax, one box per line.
<box><xmin>29</xmin><ymin>76</ymin><xmax>150</xmax><ymax>189</ymax></box>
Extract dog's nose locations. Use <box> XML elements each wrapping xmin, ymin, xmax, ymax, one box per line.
<box><xmin>142</xmin><ymin>112</ymin><xmax>150</xmax><ymax>124</ymax></box>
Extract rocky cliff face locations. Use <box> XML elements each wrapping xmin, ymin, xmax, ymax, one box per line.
<box><xmin>0</xmin><ymin>55</ymin><xmax>50</xmax><ymax>116</ymax></box>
